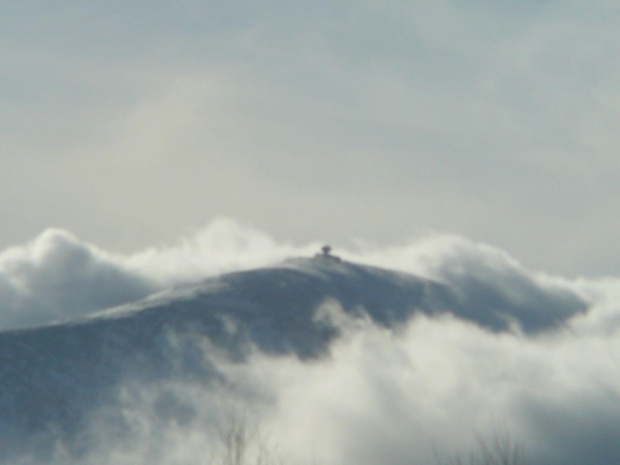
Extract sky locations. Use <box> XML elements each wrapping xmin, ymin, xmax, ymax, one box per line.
<box><xmin>5</xmin><ymin>4</ymin><xmax>620</xmax><ymax>461</ymax></box>
<box><xmin>3</xmin><ymin>1</ymin><xmax>620</xmax><ymax>277</ymax></box>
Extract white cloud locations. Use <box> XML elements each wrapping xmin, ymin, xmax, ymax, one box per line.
<box><xmin>0</xmin><ymin>219</ymin><xmax>318</xmax><ymax>329</ymax></box>
<box><xmin>124</xmin><ymin>218</ymin><xmax>317</xmax><ymax>285</ymax></box>
<box><xmin>3</xmin><ymin>219</ymin><xmax>620</xmax><ymax>463</ymax></box>
<box><xmin>0</xmin><ymin>219</ymin><xmax>595</xmax><ymax>331</ymax></box>
<box><xmin>45</xmin><ymin>304</ymin><xmax>620</xmax><ymax>465</ymax></box>
<box><xmin>244</xmin><ymin>307</ymin><xmax>620</xmax><ymax>465</ymax></box>
<box><xmin>0</xmin><ymin>228</ymin><xmax>155</xmax><ymax>329</ymax></box>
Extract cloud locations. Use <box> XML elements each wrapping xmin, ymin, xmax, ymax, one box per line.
<box><xmin>150</xmin><ymin>306</ymin><xmax>620</xmax><ymax>465</ymax></box>
<box><xmin>0</xmin><ymin>219</ymin><xmax>596</xmax><ymax>331</ymax></box>
<box><xmin>234</xmin><ymin>305</ymin><xmax>620</xmax><ymax>465</ymax></box>
<box><xmin>0</xmin><ymin>228</ymin><xmax>155</xmax><ymax>329</ymax></box>
<box><xmin>0</xmin><ymin>219</ymin><xmax>320</xmax><ymax>330</ymax></box>
<box><xmin>31</xmin><ymin>303</ymin><xmax>620</xmax><ymax>465</ymax></box>
<box><xmin>3</xmin><ymin>219</ymin><xmax>620</xmax><ymax>464</ymax></box>
<box><xmin>124</xmin><ymin>218</ymin><xmax>317</xmax><ymax>285</ymax></box>
<box><xmin>0</xmin><ymin>219</ymin><xmax>593</xmax><ymax>332</ymax></box>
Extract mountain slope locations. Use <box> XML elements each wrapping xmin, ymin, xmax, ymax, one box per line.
<box><xmin>0</xmin><ymin>255</ymin><xmax>586</xmax><ymax>462</ymax></box>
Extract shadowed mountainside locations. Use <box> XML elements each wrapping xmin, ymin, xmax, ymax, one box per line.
<box><xmin>0</xmin><ymin>255</ymin><xmax>586</xmax><ymax>462</ymax></box>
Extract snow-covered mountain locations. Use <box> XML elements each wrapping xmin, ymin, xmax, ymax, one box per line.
<box><xmin>0</xmin><ymin>255</ymin><xmax>586</xmax><ymax>463</ymax></box>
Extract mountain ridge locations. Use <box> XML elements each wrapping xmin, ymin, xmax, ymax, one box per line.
<box><xmin>0</xmin><ymin>255</ymin><xmax>587</xmax><ymax>463</ymax></box>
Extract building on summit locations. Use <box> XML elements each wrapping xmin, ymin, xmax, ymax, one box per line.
<box><xmin>315</xmin><ymin>245</ymin><xmax>342</xmax><ymax>262</ymax></box>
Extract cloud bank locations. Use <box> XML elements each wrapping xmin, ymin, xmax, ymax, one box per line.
<box><xmin>0</xmin><ymin>218</ymin><xmax>593</xmax><ymax>331</ymax></box>
<box><xmin>0</xmin><ymin>228</ymin><xmax>155</xmax><ymax>329</ymax></box>
<box><xmin>0</xmin><ymin>219</ymin><xmax>317</xmax><ymax>329</ymax></box>
<box><xmin>2</xmin><ymin>219</ymin><xmax>620</xmax><ymax>465</ymax></box>
<box><xmin>33</xmin><ymin>303</ymin><xmax>620</xmax><ymax>465</ymax></box>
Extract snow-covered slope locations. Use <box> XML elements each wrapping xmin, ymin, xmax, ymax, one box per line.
<box><xmin>0</xmin><ymin>255</ymin><xmax>586</xmax><ymax>463</ymax></box>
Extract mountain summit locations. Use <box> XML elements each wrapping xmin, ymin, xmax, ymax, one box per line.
<box><xmin>0</xmin><ymin>256</ymin><xmax>585</xmax><ymax>462</ymax></box>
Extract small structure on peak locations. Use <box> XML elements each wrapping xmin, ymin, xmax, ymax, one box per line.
<box><xmin>314</xmin><ymin>244</ymin><xmax>342</xmax><ymax>262</ymax></box>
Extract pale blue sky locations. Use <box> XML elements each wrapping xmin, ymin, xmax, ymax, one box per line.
<box><xmin>3</xmin><ymin>1</ymin><xmax>620</xmax><ymax>276</ymax></box>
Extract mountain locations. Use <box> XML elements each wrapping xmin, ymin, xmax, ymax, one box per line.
<box><xmin>0</xmin><ymin>255</ymin><xmax>586</xmax><ymax>463</ymax></box>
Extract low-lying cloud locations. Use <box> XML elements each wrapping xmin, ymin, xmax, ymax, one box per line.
<box><xmin>0</xmin><ymin>229</ymin><xmax>155</xmax><ymax>329</ymax></box>
<box><xmin>235</xmin><ymin>305</ymin><xmax>620</xmax><ymax>465</ymax></box>
<box><xmin>0</xmin><ymin>218</ymin><xmax>594</xmax><ymax>331</ymax></box>
<box><xmin>34</xmin><ymin>304</ymin><xmax>620</xmax><ymax>465</ymax></box>
<box><xmin>3</xmin><ymin>219</ymin><xmax>620</xmax><ymax>464</ymax></box>
<box><xmin>0</xmin><ymin>219</ymin><xmax>315</xmax><ymax>330</ymax></box>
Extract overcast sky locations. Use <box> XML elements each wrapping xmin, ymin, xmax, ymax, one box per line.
<box><xmin>3</xmin><ymin>1</ymin><xmax>620</xmax><ymax>277</ymax></box>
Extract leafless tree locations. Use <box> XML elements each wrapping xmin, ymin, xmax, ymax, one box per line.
<box><xmin>210</xmin><ymin>410</ymin><xmax>282</xmax><ymax>465</ymax></box>
<box><xmin>436</xmin><ymin>426</ymin><xmax>526</xmax><ymax>465</ymax></box>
